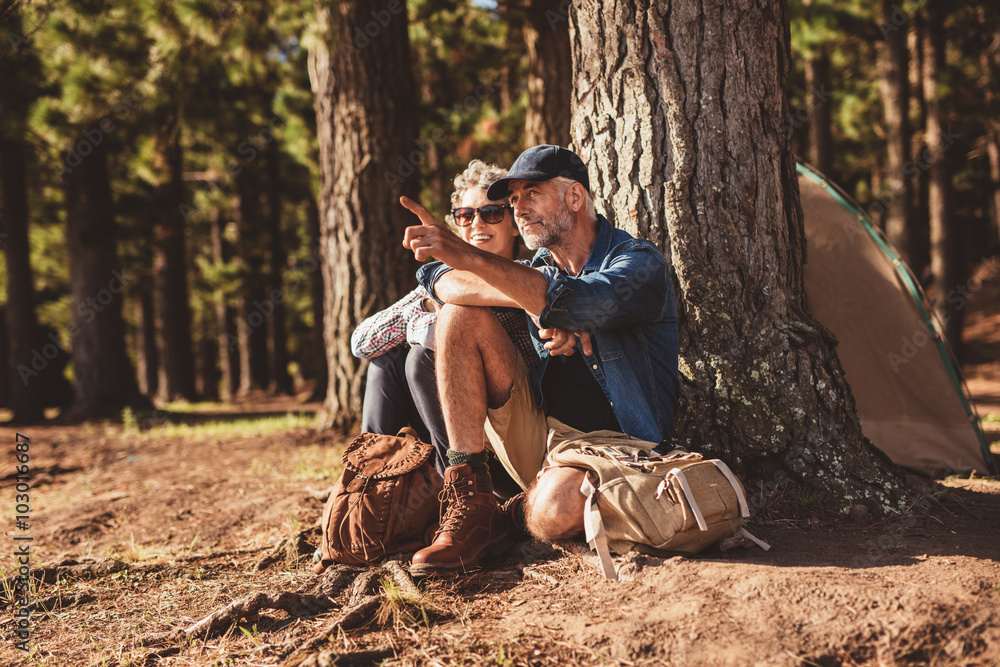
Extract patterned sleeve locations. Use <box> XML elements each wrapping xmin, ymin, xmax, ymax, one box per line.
<box><xmin>350</xmin><ymin>286</ymin><xmax>432</xmax><ymax>360</ymax></box>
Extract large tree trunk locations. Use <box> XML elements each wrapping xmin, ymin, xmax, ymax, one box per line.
<box><xmin>63</xmin><ymin>143</ymin><xmax>149</xmax><ymax>416</ymax></box>
<box><xmin>153</xmin><ymin>120</ymin><xmax>197</xmax><ymax>401</ymax></box>
<box><xmin>878</xmin><ymin>0</ymin><xmax>915</xmax><ymax>266</ymax></box>
<box><xmin>569</xmin><ymin>0</ymin><xmax>911</xmax><ymax>515</ymax></box>
<box><xmin>264</xmin><ymin>141</ymin><xmax>292</xmax><ymax>395</ymax></box>
<box><xmin>0</xmin><ymin>7</ymin><xmax>44</xmax><ymax>420</ymax></box>
<box><xmin>921</xmin><ymin>1</ymin><xmax>963</xmax><ymax>358</ymax></box>
<box><xmin>309</xmin><ymin>0</ymin><xmax>419</xmax><ymax>429</ymax></box>
<box><xmin>0</xmin><ymin>136</ymin><xmax>45</xmax><ymax>422</ymax></box>
<box><xmin>804</xmin><ymin>53</ymin><xmax>833</xmax><ymax>177</ymax></box>
<box><xmin>524</xmin><ymin>0</ymin><xmax>573</xmax><ymax>147</ymax></box>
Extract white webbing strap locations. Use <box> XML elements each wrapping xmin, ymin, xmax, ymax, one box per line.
<box><xmin>580</xmin><ymin>476</ymin><xmax>618</xmax><ymax>580</ymax></box>
<box><xmin>666</xmin><ymin>467</ymin><xmax>709</xmax><ymax>531</ymax></box>
<box><xmin>736</xmin><ymin>527</ymin><xmax>771</xmax><ymax>550</ymax></box>
<box><xmin>709</xmin><ymin>459</ymin><xmax>750</xmax><ymax>518</ymax></box>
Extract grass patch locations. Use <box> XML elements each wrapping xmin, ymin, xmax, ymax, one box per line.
<box><xmin>375</xmin><ymin>575</ymin><xmax>444</xmax><ymax>629</ymax></box>
<box><xmin>137</xmin><ymin>412</ymin><xmax>315</xmax><ymax>440</ymax></box>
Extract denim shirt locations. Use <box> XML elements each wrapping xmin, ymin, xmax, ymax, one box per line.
<box><xmin>417</xmin><ymin>215</ymin><xmax>679</xmax><ymax>443</ymax></box>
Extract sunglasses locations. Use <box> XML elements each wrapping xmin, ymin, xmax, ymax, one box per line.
<box><xmin>450</xmin><ymin>204</ymin><xmax>510</xmax><ymax>226</ymax></box>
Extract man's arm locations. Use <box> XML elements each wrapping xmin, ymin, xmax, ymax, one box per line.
<box><xmin>538</xmin><ymin>240</ymin><xmax>672</xmax><ymax>332</ymax></box>
<box><xmin>401</xmin><ymin>196</ymin><xmax>549</xmax><ymax>315</ymax></box>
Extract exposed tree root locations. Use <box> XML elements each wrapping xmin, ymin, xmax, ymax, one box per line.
<box><xmin>383</xmin><ymin>559</ymin><xmax>420</xmax><ymax>598</ymax></box>
<box><xmin>279</xmin><ymin>595</ymin><xmax>382</xmax><ymax>667</ymax></box>
<box><xmin>183</xmin><ymin>591</ymin><xmax>336</xmax><ymax>640</ymax></box>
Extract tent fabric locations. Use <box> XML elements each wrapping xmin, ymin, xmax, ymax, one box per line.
<box><xmin>798</xmin><ymin>166</ymin><xmax>992</xmax><ymax>476</ymax></box>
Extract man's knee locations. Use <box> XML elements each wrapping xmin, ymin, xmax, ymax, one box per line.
<box><xmin>436</xmin><ymin>304</ymin><xmax>496</xmax><ymax>342</ymax></box>
<box><xmin>524</xmin><ymin>467</ymin><xmax>587</xmax><ymax>540</ymax></box>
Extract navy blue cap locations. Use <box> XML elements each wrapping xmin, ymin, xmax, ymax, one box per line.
<box><xmin>487</xmin><ymin>145</ymin><xmax>590</xmax><ymax>200</ymax></box>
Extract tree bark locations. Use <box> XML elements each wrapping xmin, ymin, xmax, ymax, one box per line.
<box><xmin>878</xmin><ymin>0</ymin><xmax>915</xmax><ymax>266</ymax></box>
<box><xmin>309</xmin><ymin>0</ymin><xmax>419</xmax><ymax>429</ymax></box>
<box><xmin>63</xmin><ymin>143</ymin><xmax>149</xmax><ymax>417</ymax></box>
<box><xmin>153</xmin><ymin>119</ymin><xmax>197</xmax><ymax>401</ymax></box>
<box><xmin>921</xmin><ymin>0</ymin><xmax>963</xmax><ymax>358</ymax></box>
<box><xmin>804</xmin><ymin>54</ymin><xmax>833</xmax><ymax>177</ymax></box>
<box><xmin>524</xmin><ymin>0</ymin><xmax>573</xmax><ymax>147</ymax></box>
<box><xmin>0</xmin><ymin>136</ymin><xmax>46</xmax><ymax>421</ymax></box>
<box><xmin>264</xmin><ymin>140</ymin><xmax>292</xmax><ymax>395</ymax></box>
<box><xmin>569</xmin><ymin>0</ymin><xmax>911</xmax><ymax>515</ymax></box>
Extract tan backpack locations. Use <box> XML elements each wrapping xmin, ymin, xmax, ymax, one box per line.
<box><xmin>316</xmin><ymin>428</ymin><xmax>443</xmax><ymax>569</ymax></box>
<box><xmin>544</xmin><ymin>422</ymin><xmax>770</xmax><ymax>579</ymax></box>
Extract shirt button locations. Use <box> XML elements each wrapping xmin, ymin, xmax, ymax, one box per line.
<box><xmin>592</xmin><ymin>364</ymin><xmax>598</xmax><ymax>370</ymax></box>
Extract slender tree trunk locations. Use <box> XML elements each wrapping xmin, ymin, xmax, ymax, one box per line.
<box><xmin>922</xmin><ymin>1</ymin><xmax>963</xmax><ymax>357</ymax></box>
<box><xmin>264</xmin><ymin>141</ymin><xmax>292</xmax><ymax>395</ymax></box>
<box><xmin>196</xmin><ymin>304</ymin><xmax>219</xmax><ymax>400</ymax></box>
<box><xmin>63</xmin><ymin>143</ymin><xmax>149</xmax><ymax>416</ymax></box>
<box><xmin>309</xmin><ymin>0</ymin><xmax>419</xmax><ymax>429</ymax></box>
<box><xmin>307</xmin><ymin>197</ymin><xmax>328</xmax><ymax>401</ymax></box>
<box><xmin>500</xmin><ymin>7</ymin><xmax>524</xmax><ymax>114</ymax></box>
<box><xmin>985</xmin><ymin>27</ymin><xmax>1000</xmax><ymax>251</ymax></box>
<box><xmin>135</xmin><ymin>283</ymin><xmax>159</xmax><ymax>398</ymax></box>
<box><xmin>0</xmin><ymin>306</ymin><xmax>8</xmax><ymax>409</ymax></box>
<box><xmin>804</xmin><ymin>54</ymin><xmax>833</xmax><ymax>176</ymax></box>
<box><xmin>235</xmin><ymin>167</ymin><xmax>271</xmax><ymax>395</ymax></box>
<box><xmin>211</xmin><ymin>209</ymin><xmax>240</xmax><ymax>400</ymax></box>
<box><xmin>0</xmin><ymin>136</ymin><xmax>46</xmax><ymax>421</ymax></box>
<box><xmin>909</xmin><ymin>17</ymin><xmax>931</xmax><ymax>277</ymax></box>
<box><xmin>988</xmin><ymin>131</ymin><xmax>1000</xmax><ymax>250</ymax></box>
<box><xmin>569</xmin><ymin>0</ymin><xmax>911</xmax><ymax>515</ymax></box>
<box><xmin>878</xmin><ymin>0</ymin><xmax>915</xmax><ymax>266</ymax></box>
<box><xmin>153</xmin><ymin>120</ymin><xmax>197</xmax><ymax>401</ymax></box>
<box><xmin>524</xmin><ymin>0</ymin><xmax>573</xmax><ymax>147</ymax></box>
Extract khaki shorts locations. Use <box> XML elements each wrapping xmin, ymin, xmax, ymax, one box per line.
<box><xmin>483</xmin><ymin>358</ymin><xmax>549</xmax><ymax>490</ymax></box>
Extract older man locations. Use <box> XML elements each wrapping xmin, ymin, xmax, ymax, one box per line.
<box><xmin>401</xmin><ymin>145</ymin><xmax>678</xmax><ymax>575</ymax></box>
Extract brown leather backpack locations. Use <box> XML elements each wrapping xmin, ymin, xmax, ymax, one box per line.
<box><xmin>316</xmin><ymin>428</ymin><xmax>443</xmax><ymax>569</ymax></box>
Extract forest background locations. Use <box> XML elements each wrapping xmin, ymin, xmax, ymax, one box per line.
<box><xmin>1</xmin><ymin>0</ymin><xmax>999</xmax><ymax>437</ymax></box>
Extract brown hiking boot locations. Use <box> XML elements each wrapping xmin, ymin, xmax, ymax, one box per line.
<box><xmin>501</xmin><ymin>491</ymin><xmax>529</xmax><ymax>541</ymax></box>
<box><xmin>410</xmin><ymin>463</ymin><xmax>513</xmax><ymax>576</ymax></box>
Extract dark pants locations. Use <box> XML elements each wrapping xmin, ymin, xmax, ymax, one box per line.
<box><xmin>360</xmin><ymin>344</ymin><xmax>520</xmax><ymax>498</ymax></box>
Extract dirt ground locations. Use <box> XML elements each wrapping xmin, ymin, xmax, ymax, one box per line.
<box><xmin>2</xmin><ymin>272</ymin><xmax>1000</xmax><ymax>666</ymax></box>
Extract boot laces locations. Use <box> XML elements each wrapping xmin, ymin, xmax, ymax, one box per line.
<box><xmin>437</xmin><ymin>478</ymin><xmax>475</xmax><ymax>533</ymax></box>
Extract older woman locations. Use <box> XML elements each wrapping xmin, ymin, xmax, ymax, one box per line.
<box><xmin>351</xmin><ymin>160</ymin><xmax>537</xmax><ymax>495</ymax></box>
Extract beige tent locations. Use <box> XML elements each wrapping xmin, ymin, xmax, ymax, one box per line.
<box><xmin>799</xmin><ymin>163</ymin><xmax>995</xmax><ymax>476</ymax></box>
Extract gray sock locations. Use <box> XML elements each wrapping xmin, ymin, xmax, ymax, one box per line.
<box><xmin>446</xmin><ymin>449</ymin><xmax>490</xmax><ymax>473</ymax></box>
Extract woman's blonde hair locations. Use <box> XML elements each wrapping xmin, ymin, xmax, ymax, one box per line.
<box><xmin>450</xmin><ymin>159</ymin><xmax>509</xmax><ymax>208</ymax></box>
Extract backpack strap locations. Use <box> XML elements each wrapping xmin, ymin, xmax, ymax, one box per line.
<box><xmin>580</xmin><ymin>475</ymin><xmax>618</xmax><ymax>580</ymax></box>
<box><xmin>709</xmin><ymin>459</ymin><xmax>750</xmax><ymax>518</ymax></box>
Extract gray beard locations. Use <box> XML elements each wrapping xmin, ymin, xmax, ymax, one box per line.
<box><xmin>521</xmin><ymin>200</ymin><xmax>574</xmax><ymax>251</ymax></box>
